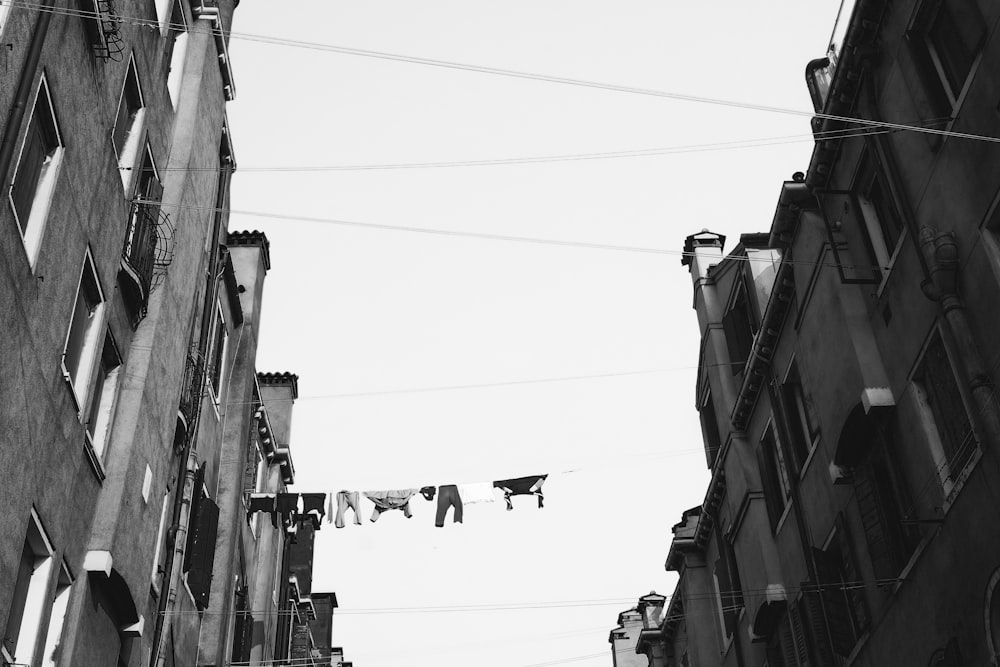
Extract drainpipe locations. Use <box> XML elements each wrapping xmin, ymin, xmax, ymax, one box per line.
<box><xmin>149</xmin><ymin>161</ymin><xmax>232</xmax><ymax>667</ymax></box>
<box><xmin>919</xmin><ymin>228</ymin><xmax>1000</xmax><ymax>448</ymax></box>
<box><xmin>0</xmin><ymin>1</ymin><xmax>55</xmax><ymax>187</ymax></box>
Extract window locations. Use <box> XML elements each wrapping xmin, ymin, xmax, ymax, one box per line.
<box><xmin>915</xmin><ymin>331</ymin><xmax>977</xmax><ymax>490</ymax></box>
<box><xmin>8</xmin><ymin>75</ymin><xmax>63</xmax><ymax>267</ymax></box>
<box><xmin>113</xmin><ymin>56</ymin><xmax>145</xmax><ymax>187</ymax></box>
<box><xmin>120</xmin><ymin>145</ymin><xmax>163</xmax><ymax>321</ymax></box>
<box><xmin>910</xmin><ymin>0</ymin><xmax>985</xmax><ymax>112</ymax></box>
<box><xmin>150</xmin><ymin>491</ymin><xmax>170</xmax><ymax>594</ymax></box>
<box><xmin>853</xmin><ymin>443</ymin><xmax>920</xmax><ymax>581</ymax></box>
<box><xmin>765</xmin><ymin>604</ymin><xmax>809</xmax><ymax>667</ymax></box>
<box><xmin>84</xmin><ymin>330</ymin><xmax>122</xmax><ymax>466</ymax></box>
<box><xmin>778</xmin><ymin>361</ymin><xmax>820</xmax><ymax>473</ymax></box>
<box><xmin>3</xmin><ymin>510</ymin><xmax>55</xmax><ymax>667</ymax></box>
<box><xmin>854</xmin><ymin>149</ymin><xmax>904</xmax><ymax>271</ymax></box>
<box><xmin>208</xmin><ymin>303</ymin><xmax>228</xmax><ymax>399</ymax></box>
<box><xmin>813</xmin><ymin>519</ymin><xmax>869</xmax><ymax>660</ymax></box>
<box><xmin>757</xmin><ymin>422</ymin><xmax>792</xmax><ymax>531</ymax></box>
<box><xmin>699</xmin><ymin>388</ymin><xmax>723</xmax><ymax>468</ymax></box>
<box><xmin>63</xmin><ymin>251</ymin><xmax>107</xmax><ymax>411</ymax></box>
<box><xmin>39</xmin><ymin>565</ymin><xmax>72</xmax><ymax>667</ymax></box>
<box><xmin>184</xmin><ymin>465</ymin><xmax>219</xmax><ymax>610</ymax></box>
<box><xmin>713</xmin><ymin>538</ymin><xmax>744</xmax><ymax>642</ymax></box>
<box><xmin>166</xmin><ymin>1</ymin><xmax>189</xmax><ymax>109</ymax></box>
<box><xmin>154</xmin><ymin>0</ymin><xmax>173</xmax><ymax>34</ymax></box>
<box><xmin>0</xmin><ymin>1</ymin><xmax>12</xmax><ymax>36</ymax></box>
<box><xmin>722</xmin><ymin>283</ymin><xmax>755</xmax><ymax>375</ymax></box>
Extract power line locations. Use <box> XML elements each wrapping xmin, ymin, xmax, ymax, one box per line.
<box><xmin>161</xmin><ymin>201</ymin><xmax>887</xmax><ymax>272</ymax></box>
<box><xmin>11</xmin><ymin>2</ymin><xmax>1000</xmax><ymax>147</ymax></box>
<box><xmin>133</xmin><ymin>125</ymin><xmax>894</xmax><ymax>173</ymax></box>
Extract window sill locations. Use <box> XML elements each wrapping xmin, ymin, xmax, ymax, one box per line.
<box><xmin>83</xmin><ymin>431</ymin><xmax>107</xmax><ymax>483</ymax></box>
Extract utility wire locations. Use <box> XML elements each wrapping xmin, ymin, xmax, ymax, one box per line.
<box><xmin>132</xmin><ymin>125</ymin><xmax>895</xmax><ymax>173</ymax></box>
<box><xmin>10</xmin><ymin>2</ymin><xmax>1000</xmax><ymax>146</ymax></box>
<box><xmin>158</xmin><ymin>201</ymin><xmax>885</xmax><ymax>272</ymax></box>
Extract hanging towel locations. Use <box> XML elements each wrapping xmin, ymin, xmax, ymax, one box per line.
<box><xmin>276</xmin><ymin>493</ymin><xmax>300</xmax><ymax>527</ymax></box>
<box><xmin>334</xmin><ymin>491</ymin><xmax>363</xmax><ymax>528</ymax></box>
<box><xmin>435</xmin><ymin>484</ymin><xmax>463</xmax><ymax>527</ymax></box>
<box><xmin>364</xmin><ymin>489</ymin><xmax>419</xmax><ymax>522</ymax></box>
<box><xmin>247</xmin><ymin>493</ymin><xmax>277</xmax><ymax>528</ymax></box>
<box><xmin>300</xmin><ymin>493</ymin><xmax>326</xmax><ymax>529</ymax></box>
<box><xmin>458</xmin><ymin>482</ymin><xmax>495</xmax><ymax>504</ymax></box>
<box><xmin>493</xmin><ymin>474</ymin><xmax>548</xmax><ymax>510</ymax></box>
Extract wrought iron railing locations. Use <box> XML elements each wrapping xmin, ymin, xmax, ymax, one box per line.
<box><xmin>177</xmin><ymin>348</ymin><xmax>207</xmax><ymax>449</ymax></box>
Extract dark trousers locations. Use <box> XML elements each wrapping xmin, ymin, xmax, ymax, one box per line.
<box><xmin>435</xmin><ymin>484</ymin><xmax>463</xmax><ymax>527</ymax></box>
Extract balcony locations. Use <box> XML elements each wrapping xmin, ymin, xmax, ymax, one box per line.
<box><xmin>79</xmin><ymin>0</ymin><xmax>125</xmax><ymax>61</ymax></box>
<box><xmin>176</xmin><ymin>349</ymin><xmax>207</xmax><ymax>450</ymax></box>
<box><xmin>119</xmin><ymin>198</ymin><xmax>173</xmax><ymax>325</ymax></box>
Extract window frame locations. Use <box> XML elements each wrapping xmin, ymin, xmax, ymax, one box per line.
<box><xmin>850</xmin><ymin>146</ymin><xmax>906</xmax><ymax>278</ymax></box>
<box><xmin>207</xmin><ymin>300</ymin><xmax>228</xmax><ymax>405</ymax></box>
<box><xmin>62</xmin><ymin>250</ymin><xmax>107</xmax><ymax>414</ymax></box>
<box><xmin>3</xmin><ymin>509</ymin><xmax>56</xmax><ymax>667</ymax></box>
<box><xmin>83</xmin><ymin>329</ymin><xmax>123</xmax><ymax>472</ymax></box>
<box><xmin>779</xmin><ymin>359</ymin><xmax>822</xmax><ymax>476</ymax></box>
<box><xmin>758</xmin><ymin>419</ymin><xmax>793</xmax><ymax>531</ymax></box>
<box><xmin>165</xmin><ymin>1</ymin><xmax>189</xmax><ymax>110</ymax></box>
<box><xmin>113</xmin><ymin>54</ymin><xmax>146</xmax><ymax>190</ymax></box>
<box><xmin>912</xmin><ymin>328</ymin><xmax>979</xmax><ymax>500</ymax></box>
<box><xmin>907</xmin><ymin>0</ymin><xmax>986</xmax><ymax>123</ymax></box>
<box><xmin>699</xmin><ymin>386</ymin><xmax>723</xmax><ymax>468</ymax></box>
<box><xmin>8</xmin><ymin>73</ymin><xmax>64</xmax><ymax>269</ymax></box>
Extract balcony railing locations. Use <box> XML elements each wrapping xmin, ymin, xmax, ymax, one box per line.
<box><xmin>177</xmin><ymin>348</ymin><xmax>207</xmax><ymax>449</ymax></box>
<box><xmin>119</xmin><ymin>198</ymin><xmax>173</xmax><ymax>325</ymax></box>
<box><xmin>81</xmin><ymin>0</ymin><xmax>125</xmax><ymax>62</ymax></box>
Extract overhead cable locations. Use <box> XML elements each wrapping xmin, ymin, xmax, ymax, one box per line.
<box><xmin>10</xmin><ymin>2</ymin><xmax>1000</xmax><ymax>146</ymax></box>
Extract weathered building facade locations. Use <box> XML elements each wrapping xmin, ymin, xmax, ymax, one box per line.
<box><xmin>642</xmin><ymin>0</ymin><xmax>1000</xmax><ymax>665</ymax></box>
<box><xmin>0</xmin><ymin>3</ymin><xmax>317</xmax><ymax>666</ymax></box>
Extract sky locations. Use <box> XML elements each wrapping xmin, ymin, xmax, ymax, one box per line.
<box><xmin>224</xmin><ymin>2</ymin><xmax>842</xmax><ymax>665</ymax></box>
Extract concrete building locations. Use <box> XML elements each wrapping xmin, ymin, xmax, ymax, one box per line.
<box><xmin>0</xmin><ymin>3</ymin><xmax>308</xmax><ymax>666</ymax></box>
<box><xmin>609</xmin><ymin>606</ymin><xmax>648</xmax><ymax>667</ymax></box>
<box><xmin>643</xmin><ymin>0</ymin><xmax>1000</xmax><ymax>665</ymax></box>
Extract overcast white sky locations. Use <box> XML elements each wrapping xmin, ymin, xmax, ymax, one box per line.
<box><xmin>225</xmin><ymin>2</ymin><xmax>841</xmax><ymax>665</ymax></box>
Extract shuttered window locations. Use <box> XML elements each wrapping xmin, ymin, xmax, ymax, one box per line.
<box><xmin>231</xmin><ymin>587</ymin><xmax>253</xmax><ymax>662</ymax></box>
<box><xmin>918</xmin><ymin>333</ymin><xmax>975</xmax><ymax>481</ymax></box>
<box><xmin>812</xmin><ymin>517</ymin><xmax>869</xmax><ymax>660</ymax></box>
<box><xmin>184</xmin><ymin>465</ymin><xmax>218</xmax><ymax>609</ymax></box>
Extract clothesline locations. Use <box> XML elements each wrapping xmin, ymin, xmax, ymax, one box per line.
<box><xmin>248</xmin><ymin>474</ymin><xmax>551</xmax><ymax>531</ymax></box>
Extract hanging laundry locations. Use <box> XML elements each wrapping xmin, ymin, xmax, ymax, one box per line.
<box><xmin>247</xmin><ymin>493</ymin><xmax>277</xmax><ymax>528</ymax></box>
<box><xmin>493</xmin><ymin>475</ymin><xmax>548</xmax><ymax>511</ymax></box>
<box><xmin>300</xmin><ymin>493</ymin><xmax>326</xmax><ymax>529</ymax></box>
<box><xmin>364</xmin><ymin>489</ymin><xmax>419</xmax><ymax>522</ymax></box>
<box><xmin>334</xmin><ymin>491</ymin><xmax>363</xmax><ymax>528</ymax></box>
<box><xmin>420</xmin><ymin>486</ymin><xmax>436</xmax><ymax>501</ymax></box>
<box><xmin>458</xmin><ymin>482</ymin><xmax>495</xmax><ymax>504</ymax></box>
<box><xmin>435</xmin><ymin>484</ymin><xmax>463</xmax><ymax>527</ymax></box>
<box><xmin>276</xmin><ymin>493</ymin><xmax>300</xmax><ymax>527</ymax></box>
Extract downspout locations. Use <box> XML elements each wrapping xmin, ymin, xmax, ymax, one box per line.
<box><xmin>149</xmin><ymin>160</ymin><xmax>233</xmax><ymax>667</ymax></box>
<box><xmin>919</xmin><ymin>229</ymin><xmax>1000</xmax><ymax>448</ymax></box>
<box><xmin>0</xmin><ymin>1</ymin><xmax>55</xmax><ymax>186</ymax></box>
